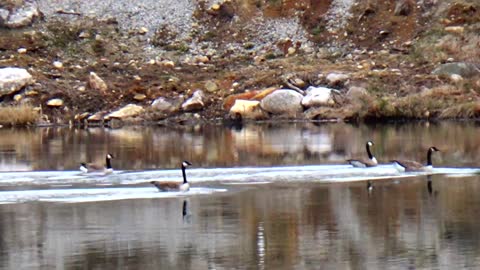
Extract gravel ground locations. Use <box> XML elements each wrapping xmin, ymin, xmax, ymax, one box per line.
<box><xmin>36</xmin><ymin>0</ymin><xmax>312</xmax><ymax>50</ymax></box>
<box><xmin>37</xmin><ymin>0</ymin><xmax>196</xmax><ymax>36</ymax></box>
<box><xmin>325</xmin><ymin>0</ymin><xmax>354</xmax><ymax>32</ymax></box>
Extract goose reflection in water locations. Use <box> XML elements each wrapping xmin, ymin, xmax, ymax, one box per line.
<box><xmin>427</xmin><ymin>175</ymin><xmax>433</xmax><ymax>195</ymax></box>
<box><xmin>182</xmin><ymin>199</ymin><xmax>192</xmax><ymax>223</ymax></box>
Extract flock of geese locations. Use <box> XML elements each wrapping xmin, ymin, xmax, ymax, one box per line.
<box><xmin>347</xmin><ymin>141</ymin><xmax>440</xmax><ymax>172</ymax></box>
<box><xmin>78</xmin><ymin>140</ymin><xmax>440</xmax><ymax>193</ymax></box>
<box><xmin>79</xmin><ymin>155</ymin><xmax>193</xmax><ymax>192</ymax></box>
<box><xmin>346</xmin><ymin>141</ymin><xmax>440</xmax><ymax>192</ymax></box>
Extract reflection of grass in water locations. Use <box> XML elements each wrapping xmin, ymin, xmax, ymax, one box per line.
<box><xmin>0</xmin><ymin>105</ymin><xmax>39</xmax><ymax>126</ymax></box>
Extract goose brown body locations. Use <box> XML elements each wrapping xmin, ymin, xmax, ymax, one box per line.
<box><xmin>151</xmin><ymin>161</ymin><xmax>192</xmax><ymax>192</ymax></box>
<box><xmin>347</xmin><ymin>141</ymin><xmax>378</xmax><ymax>168</ymax></box>
<box><xmin>80</xmin><ymin>154</ymin><xmax>114</xmax><ymax>174</ymax></box>
<box><xmin>392</xmin><ymin>146</ymin><xmax>439</xmax><ymax>172</ymax></box>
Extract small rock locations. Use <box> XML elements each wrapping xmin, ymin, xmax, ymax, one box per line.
<box><xmin>260</xmin><ymin>89</ymin><xmax>304</xmax><ymax>116</ymax></box>
<box><xmin>77</xmin><ymin>86</ymin><xmax>86</xmax><ymax>92</ymax></box>
<box><xmin>211</xmin><ymin>4</ymin><xmax>221</xmax><ymax>11</ymax></box>
<box><xmin>161</xmin><ymin>60</ymin><xmax>175</xmax><ymax>68</ymax></box>
<box><xmin>444</xmin><ymin>26</ymin><xmax>464</xmax><ymax>34</ymax></box>
<box><xmin>346</xmin><ymin>86</ymin><xmax>371</xmax><ymax>106</ymax></box>
<box><xmin>88</xmin><ymin>72</ymin><xmax>108</xmax><ymax>94</ymax></box>
<box><xmin>53</xmin><ymin>61</ymin><xmax>63</xmax><ymax>69</ymax></box>
<box><xmin>25</xmin><ymin>90</ymin><xmax>38</xmax><ymax>96</ymax></box>
<box><xmin>346</xmin><ymin>86</ymin><xmax>370</xmax><ymax>100</ymax></box>
<box><xmin>151</xmin><ymin>97</ymin><xmax>177</xmax><ymax>113</ymax></box>
<box><xmin>138</xmin><ymin>27</ymin><xmax>149</xmax><ymax>34</ymax></box>
<box><xmin>13</xmin><ymin>94</ymin><xmax>22</xmax><ymax>102</ymax></box>
<box><xmin>326</xmin><ymin>73</ymin><xmax>349</xmax><ymax>86</ymax></box>
<box><xmin>450</xmin><ymin>74</ymin><xmax>463</xmax><ymax>83</ymax></box>
<box><xmin>182</xmin><ymin>90</ymin><xmax>205</xmax><ymax>112</ymax></box>
<box><xmin>223</xmin><ymin>91</ymin><xmax>261</xmax><ymax>111</ymax></box>
<box><xmin>79</xmin><ymin>31</ymin><xmax>91</xmax><ymax>38</ymax></box>
<box><xmin>17</xmin><ymin>48</ymin><xmax>27</xmax><ymax>54</ymax></box>
<box><xmin>47</xmin><ymin>98</ymin><xmax>64</xmax><ymax>107</ymax></box>
<box><xmin>133</xmin><ymin>94</ymin><xmax>147</xmax><ymax>101</ymax></box>
<box><xmin>287</xmin><ymin>47</ymin><xmax>296</xmax><ymax>55</ymax></box>
<box><xmin>205</xmin><ymin>80</ymin><xmax>218</xmax><ymax>93</ymax></box>
<box><xmin>229</xmin><ymin>100</ymin><xmax>267</xmax><ymax>120</ymax></box>
<box><xmin>0</xmin><ymin>67</ymin><xmax>34</xmax><ymax>96</ymax></box>
<box><xmin>106</xmin><ymin>104</ymin><xmax>145</xmax><ymax>119</ymax></box>
<box><xmin>394</xmin><ymin>0</ymin><xmax>412</xmax><ymax>16</ymax></box>
<box><xmin>291</xmin><ymin>78</ymin><xmax>306</xmax><ymax>88</ymax></box>
<box><xmin>193</xmin><ymin>55</ymin><xmax>209</xmax><ymax>64</ymax></box>
<box><xmin>75</xmin><ymin>112</ymin><xmax>90</xmax><ymax>121</ymax></box>
<box><xmin>87</xmin><ymin>112</ymin><xmax>105</xmax><ymax>122</ymax></box>
<box><xmin>301</xmin><ymin>86</ymin><xmax>334</xmax><ymax>108</ymax></box>
<box><xmin>0</xmin><ymin>9</ymin><xmax>8</xmax><ymax>25</ymax></box>
<box><xmin>5</xmin><ymin>2</ymin><xmax>40</xmax><ymax>28</ymax></box>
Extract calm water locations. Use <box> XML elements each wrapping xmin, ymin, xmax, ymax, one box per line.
<box><xmin>0</xmin><ymin>122</ymin><xmax>479</xmax><ymax>269</ymax></box>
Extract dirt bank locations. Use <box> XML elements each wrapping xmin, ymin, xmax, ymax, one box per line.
<box><xmin>0</xmin><ymin>0</ymin><xmax>479</xmax><ymax>126</ymax></box>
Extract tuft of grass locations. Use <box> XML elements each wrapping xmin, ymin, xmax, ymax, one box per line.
<box><xmin>0</xmin><ymin>105</ymin><xmax>39</xmax><ymax>126</ymax></box>
<box><xmin>440</xmin><ymin>102</ymin><xmax>480</xmax><ymax>118</ymax></box>
<box><xmin>311</xmin><ymin>25</ymin><xmax>325</xmax><ymax>36</ymax></box>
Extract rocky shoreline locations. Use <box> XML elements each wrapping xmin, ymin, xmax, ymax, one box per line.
<box><xmin>0</xmin><ymin>0</ymin><xmax>479</xmax><ymax>127</ymax></box>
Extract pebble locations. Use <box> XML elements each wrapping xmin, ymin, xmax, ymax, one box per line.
<box><xmin>17</xmin><ymin>48</ymin><xmax>27</xmax><ymax>54</ymax></box>
<box><xmin>47</xmin><ymin>98</ymin><xmax>64</xmax><ymax>107</ymax></box>
<box><xmin>53</xmin><ymin>61</ymin><xmax>63</xmax><ymax>69</ymax></box>
<box><xmin>138</xmin><ymin>27</ymin><xmax>149</xmax><ymax>34</ymax></box>
<box><xmin>133</xmin><ymin>94</ymin><xmax>147</xmax><ymax>101</ymax></box>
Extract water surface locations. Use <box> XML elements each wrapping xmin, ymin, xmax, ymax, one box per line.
<box><xmin>0</xmin><ymin>122</ymin><xmax>479</xmax><ymax>269</ymax></box>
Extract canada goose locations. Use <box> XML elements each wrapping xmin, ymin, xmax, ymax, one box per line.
<box><xmin>151</xmin><ymin>161</ymin><xmax>192</xmax><ymax>192</ymax></box>
<box><xmin>79</xmin><ymin>153</ymin><xmax>114</xmax><ymax>174</ymax></box>
<box><xmin>392</xmin><ymin>146</ymin><xmax>440</xmax><ymax>172</ymax></box>
<box><xmin>347</xmin><ymin>141</ymin><xmax>378</xmax><ymax>168</ymax></box>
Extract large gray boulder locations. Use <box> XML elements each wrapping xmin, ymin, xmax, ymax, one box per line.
<box><xmin>0</xmin><ymin>67</ymin><xmax>34</xmax><ymax>96</ymax></box>
<box><xmin>260</xmin><ymin>89</ymin><xmax>303</xmax><ymax>116</ymax></box>
<box><xmin>432</xmin><ymin>62</ymin><xmax>480</xmax><ymax>78</ymax></box>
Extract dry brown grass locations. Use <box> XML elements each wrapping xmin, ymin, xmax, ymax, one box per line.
<box><xmin>0</xmin><ymin>105</ymin><xmax>40</xmax><ymax>126</ymax></box>
<box><xmin>359</xmin><ymin>85</ymin><xmax>480</xmax><ymax>119</ymax></box>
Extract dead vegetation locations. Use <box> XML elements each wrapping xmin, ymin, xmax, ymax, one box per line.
<box><xmin>0</xmin><ymin>105</ymin><xmax>39</xmax><ymax>126</ymax></box>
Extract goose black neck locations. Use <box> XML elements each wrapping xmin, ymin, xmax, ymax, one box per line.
<box><xmin>366</xmin><ymin>143</ymin><xmax>373</xmax><ymax>159</ymax></box>
<box><xmin>182</xmin><ymin>165</ymin><xmax>188</xmax><ymax>184</ymax></box>
<box><xmin>106</xmin><ymin>157</ymin><xmax>112</xmax><ymax>169</ymax></box>
<box><xmin>426</xmin><ymin>149</ymin><xmax>434</xmax><ymax>166</ymax></box>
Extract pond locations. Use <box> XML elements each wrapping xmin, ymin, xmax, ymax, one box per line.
<box><xmin>0</xmin><ymin>121</ymin><xmax>479</xmax><ymax>269</ymax></box>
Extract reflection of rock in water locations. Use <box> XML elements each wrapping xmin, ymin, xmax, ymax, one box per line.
<box><xmin>367</xmin><ymin>180</ymin><xmax>373</xmax><ymax>195</ymax></box>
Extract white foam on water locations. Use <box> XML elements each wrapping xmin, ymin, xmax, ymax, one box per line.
<box><xmin>0</xmin><ymin>165</ymin><xmax>476</xmax><ymax>204</ymax></box>
<box><xmin>0</xmin><ymin>187</ymin><xmax>227</xmax><ymax>204</ymax></box>
<box><xmin>0</xmin><ymin>165</ymin><xmax>477</xmax><ymax>186</ymax></box>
